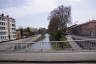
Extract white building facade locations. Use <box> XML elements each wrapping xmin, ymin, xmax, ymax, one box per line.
<box><xmin>0</xmin><ymin>14</ymin><xmax>16</xmax><ymax>42</ymax></box>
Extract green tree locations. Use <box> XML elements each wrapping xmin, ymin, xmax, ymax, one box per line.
<box><xmin>48</xmin><ymin>5</ymin><xmax>71</xmax><ymax>40</ymax></box>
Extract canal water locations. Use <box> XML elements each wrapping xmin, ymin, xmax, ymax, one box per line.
<box><xmin>31</xmin><ymin>34</ymin><xmax>52</xmax><ymax>51</ymax></box>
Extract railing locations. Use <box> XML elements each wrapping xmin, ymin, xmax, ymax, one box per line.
<box><xmin>0</xmin><ymin>39</ymin><xmax>96</xmax><ymax>53</ymax></box>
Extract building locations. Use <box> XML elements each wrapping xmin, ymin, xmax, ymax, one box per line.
<box><xmin>16</xmin><ymin>30</ymin><xmax>21</xmax><ymax>40</ymax></box>
<box><xmin>0</xmin><ymin>14</ymin><xmax>16</xmax><ymax>42</ymax></box>
<box><xmin>70</xmin><ymin>20</ymin><xmax>96</xmax><ymax>37</ymax></box>
<box><xmin>67</xmin><ymin>24</ymin><xmax>78</xmax><ymax>34</ymax></box>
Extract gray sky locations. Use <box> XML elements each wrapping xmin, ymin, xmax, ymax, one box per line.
<box><xmin>0</xmin><ymin>0</ymin><xmax>96</xmax><ymax>28</ymax></box>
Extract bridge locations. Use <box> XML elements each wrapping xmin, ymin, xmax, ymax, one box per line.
<box><xmin>0</xmin><ymin>39</ymin><xmax>96</xmax><ymax>63</ymax></box>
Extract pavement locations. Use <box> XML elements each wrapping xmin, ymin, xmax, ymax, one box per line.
<box><xmin>0</xmin><ymin>52</ymin><xmax>96</xmax><ymax>61</ymax></box>
<box><xmin>0</xmin><ymin>51</ymin><xmax>95</xmax><ymax>64</ymax></box>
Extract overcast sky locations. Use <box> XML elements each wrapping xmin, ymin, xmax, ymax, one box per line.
<box><xmin>0</xmin><ymin>0</ymin><xmax>96</xmax><ymax>28</ymax></box>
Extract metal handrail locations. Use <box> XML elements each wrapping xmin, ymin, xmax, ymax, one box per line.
<box><xmin>0</xmin><ymin>39</ymin><xmax>96</xmax><ymax>44</ymax></box>
<box><xmin>0</xmin><ymin>39</ymin><xmax>96</xmax><ymax>52</ymax></box>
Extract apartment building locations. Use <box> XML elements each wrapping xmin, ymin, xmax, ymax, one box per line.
<box><xmin>0</xmin><ymin>14</ymin><xmax>16</xmax><ymax>42</ymax></box>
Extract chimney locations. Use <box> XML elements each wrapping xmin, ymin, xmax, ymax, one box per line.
<box><xmin>6</xmin><ymin>15</ymin><xmax>9</xmax><ymax>18</ymax></box>
<box><xmin>1</xmin><ymin>13</ymin><xmax>4</xmax><ymax>16</ymax></box>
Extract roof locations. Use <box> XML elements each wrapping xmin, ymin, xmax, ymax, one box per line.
<box><xmin>70</xmin><ymin>20</ymin><xmax>96</xmax><ymax>28</ymax></box>
<box><xmin>77</xmin><ymin>20</ymin><xmax>96</xmax><ymax>27</ymax></box>
<box><xmin>0</xmin><ymin>13</ymin><xmax>15</xmax><ymax>22</ymax></box>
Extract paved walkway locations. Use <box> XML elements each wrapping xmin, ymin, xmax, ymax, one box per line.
<box><xmin>0</xmin><ymin>35</ymin><xmax>41</xmax><ymax>51</ymax></box>
<box><xmin>71</xmin><ymin>35</ymin><xmax>96</xmax><ymax>40</ymax></box>
<box><xmin>25</xmin><ymin>34</ymin><xmax>41</xmax><ymax>43</ymax></box>
<box><xmin>66</xmin><ymin>35</ymin><xmax>81</xmax><ymax>50</ymax></box>
<box><xmin>4</xmin><ymin>34</ymin><xmax>41</xmax><ymax>43</ymax></box>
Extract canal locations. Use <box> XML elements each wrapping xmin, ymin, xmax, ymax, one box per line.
<box><xmin>31</xmin><ymin>34</ymin><xmax>52</xmax><ymax>51</ymax></box>
<box><xmin>29</xmin><ymin>34</ymin><xmax>72</xmax><ymax>51</ymax></box>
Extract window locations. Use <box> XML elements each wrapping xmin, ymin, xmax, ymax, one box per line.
<box><xmin>12</xmin><ymin>24</ymin><xmax>15</xmax><ymax>26</ymax></box>
<box><xmin>2</xmin><ymin>18</ymin><xmax>5</xmax><ymax>21</ymax></box>
<box><xmin>0</xmin><ymin>32</ymin><xmax>6</xmax><ymax>35</ymax></box>
<box><xmin>12</xmin><ymin>28</ymin><xmax>16</xmax><ymax>30</ymax></box>
<box><xmin>12</xmin><ymin>32</ymin><xmax>16</xmax><ymax>34</ymax></box>
<box><xmin>0</xmin><ymin>27</ymin><xmax>5</xmax><ymax>30</ymax></box>
<box><xmin>0</xmin><ymin>17</ymin><xmax>1</xmax><ymax>20</ymax></box>
<box><xmin>1</xmin><ymin>36</ymin><xmax>2</xmax><ymax>40</ymax></box>
<box><xmin>4</xmin><ymin>36</ymin><xmax>6</xmax><ymax>39</ymax></box>
<box><xmin>0</xmin><ymin>22</ymin><xmax>5</xmax><ymax>25</ymax></box>
<box><xmin>13</xmin><ymin>35</ymin><xmax>16</xmax><ymax>38</ymax></box>
<box><xmin>0</xmin><ymin>36</ymin><xmax>5</xmax><ymax>40</ymax></box>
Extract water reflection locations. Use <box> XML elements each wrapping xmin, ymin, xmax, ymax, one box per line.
<box><xmin>31</xmin><ymin>34</ymin><xmax>52</xmax><ymax>51</ymax></box>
